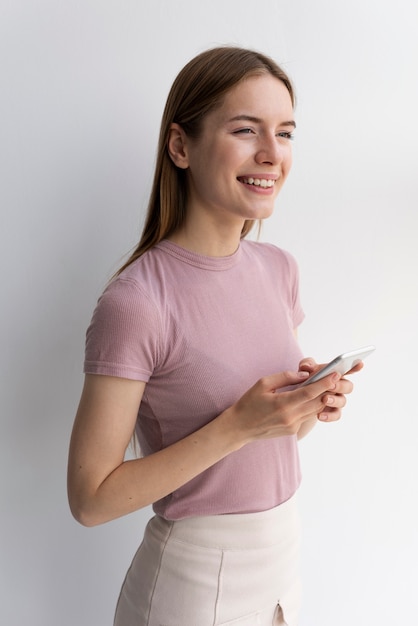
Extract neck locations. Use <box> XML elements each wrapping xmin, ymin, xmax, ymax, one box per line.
<box><xmin>168</xmin><ymin>217</ymin><xmax>246</xmax><ymax>258</ymax></box>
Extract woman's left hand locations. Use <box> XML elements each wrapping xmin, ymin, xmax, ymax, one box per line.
<box><xmin>298</xmin><ymin>357</ymin><xmax>363</xmax><ymax>423</ymax></box>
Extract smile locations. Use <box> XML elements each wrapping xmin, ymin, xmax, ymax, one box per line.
<box><xmin>238</xmin><ymin>177</ymin><xmax>276</xmax><ymax>188</ymax></box>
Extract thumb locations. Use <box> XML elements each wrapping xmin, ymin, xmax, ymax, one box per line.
<box><xmin>263</xmin><ymin>369</ymin><xmax>310</xmax><ymax>392</ymax></box>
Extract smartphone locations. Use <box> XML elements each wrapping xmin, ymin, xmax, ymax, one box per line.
<box><xmin>299</xmin><ymin>345</ymin><xmax>375</xmax><ymax>386</ymax></box>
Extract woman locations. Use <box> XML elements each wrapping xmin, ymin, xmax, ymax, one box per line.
<box><xmin>68</xmin><ymin>46</ymin><xmax>361</xmax><ymax>625</ymax></box>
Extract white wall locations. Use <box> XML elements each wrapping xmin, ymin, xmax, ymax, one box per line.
<box><xmin>2</xmin><ymin>1</ymin><xmax>417</xmax><ymax>624</ymax></box>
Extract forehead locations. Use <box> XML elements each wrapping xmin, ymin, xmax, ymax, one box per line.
<box><xmin>212</xmin><ymin>74</ymin><xmax>294</xmax><ymax>122</ymax></box>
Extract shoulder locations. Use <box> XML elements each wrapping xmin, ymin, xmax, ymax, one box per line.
<box><xmin>241</xmin><ymin>240</ymin><xmax>299</xmax><ymax>274</ymax></box>
<box><xmin>85</xmin><ymin>254</ymin><xmax>166</xmax><ymax>374</ymax></box>
<box><xmin>91</xmin><ymin>251</ymin><xmax>167</xmax><ymax>332</ymax></box>
<box><xmin>105</xmin><ymin>246</ymin><xmax>172</xmax><ymax>305</ymax></box>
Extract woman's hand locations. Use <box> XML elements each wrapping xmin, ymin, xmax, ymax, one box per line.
<box><xmin>298</xmin><ymin>357</ymin><xmax>362</xmax><ymax>422</ymax></box>
<box><xmin>223</xmin><ymin>369</ymin><xmax>344</xmax><ymax>444</ymax></box>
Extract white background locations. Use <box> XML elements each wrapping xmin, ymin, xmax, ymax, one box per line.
<box><xmin>2</xmin><ymin>1</ymin><xmax>417</xmax><ymax>625</ymax></box>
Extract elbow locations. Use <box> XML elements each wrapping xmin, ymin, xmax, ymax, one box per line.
<box><xmin>67</xmin><ymin>471</ymin><xmax>109</xmax><ymax>527</ymax></box>
<box><xmin>68</xmin><ymin>491</ymin><xmax>103</xmax><ymax>528</ymax></box>
<box><xmin>70</xmin><ymin>507</ymin><xmax>99</xmax><ymax>528</ymax></box>
<box><xmin>69</xmin><ymin>501</ymin><xmax>95</xmax><ymax>527</ymax></box>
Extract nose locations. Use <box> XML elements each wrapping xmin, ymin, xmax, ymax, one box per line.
<box><xmin>255</xmin><ymin>133</ymin><xmax>287</xmax><ymax>165</ymax></box>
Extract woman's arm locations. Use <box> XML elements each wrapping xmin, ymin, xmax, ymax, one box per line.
<box><xmin>68</xmin><ymin>374</ymin><xmax>244</xmax><ymax>527</ymax></box>
<box><xmin>68</xmin><ymin>369</ymin><xmax>345</xmax><ymax>526</ymax></box>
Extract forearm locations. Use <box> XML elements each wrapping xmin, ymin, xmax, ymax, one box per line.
<box><xmin>70</xmin><ymin>409</ymin><xmax>242</xmax><ymax>527</ymax></box>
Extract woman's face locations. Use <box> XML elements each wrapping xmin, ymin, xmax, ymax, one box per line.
<box><xmin>182</xmin><ymin>73</ymin><xmax>295</xmax><ymax>227</ymax></box>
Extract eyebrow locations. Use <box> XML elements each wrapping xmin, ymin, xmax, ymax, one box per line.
<box><xmin>228</xmin><ymin>114</ymin><xmax>297</xmax><ymax>129</ymax></box>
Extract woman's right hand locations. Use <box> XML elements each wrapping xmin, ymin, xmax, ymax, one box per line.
<box><xmin>224</xmin><ymin>369</ymin><xmax>341</xmax><ymax>444</ymax></box>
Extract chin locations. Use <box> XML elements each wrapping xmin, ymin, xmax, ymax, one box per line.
<box><xmin>252</xmin><ymin>206</ymin><xmax>275</xmax><ymax>220</ymax></box>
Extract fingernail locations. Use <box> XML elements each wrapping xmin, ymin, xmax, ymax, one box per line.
<box><xmin>297</xmin><ymin>371</ymin><xmax>310</xmax><ymax>379</ymax></box>
<box><xmin>318</xmin><ymin>413</ymin><xmax>329</xmax><ymax>421</ymax></box>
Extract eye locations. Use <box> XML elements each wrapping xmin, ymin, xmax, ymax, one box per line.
<box><xmin>277</xmin><ymin>131</ymin><xmax>295</xmax><ymax>141</ymax></box>
<box><xmin>233</xmin><ymin>128</ymin><xmax>255</xmax><ymax>135</ymax></box>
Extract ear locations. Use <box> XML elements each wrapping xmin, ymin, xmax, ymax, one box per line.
<box><xmin>167</xmin><ymin>123</ymin><xmax>189</xmax><ymax>169</ymax></box>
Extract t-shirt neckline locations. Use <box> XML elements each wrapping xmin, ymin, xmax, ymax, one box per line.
<box><xmin>156</xmin><ymin>239</ymin><xmax>242</xmax><ymax>271</ymax></box>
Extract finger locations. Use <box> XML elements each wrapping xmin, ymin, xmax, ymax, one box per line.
<box><xmin>275</xmin><ymin>372</ymin><xmax>342</xmax><ymax>425</ymax></box>
<box><xmin>329</xmin><ymin>378</ymin><xmax>354</xmax><ymax>396</ymax></box>
<box><xmin>318</xmin><ymin>406</ymin><xmax>343</xmax><ymax>422</ymax></box>
<box><xmin>281</xmin><ymin>373</ymin><xmax>341</xmax><ymax>420</ymax></box>
<box><xmin>299</xmin><ymin>372</ymin><xmax>341</xmax><ymax>399</ymax></box>
<box><xmin>321</xmin><ymin>393</ymin><xmax>347</xmax><ymax>410</ymax></box>
<box><xmin>318</xmin><ymin>391</ymin><xmax>348</xmax><ymax>422</ymax></box>
<box><xmin>325</xmin><ymin>363</ymin><xmax>362</xmax><ymax>397</ymax></box>
<box><xmin>263</xmin><ymin>369</ymin><xmax>311</xmax><ymax>392</ymax></box>
<box><xmin>298</xmin><ymin>358</ymin><xmax>317</xmax><ymax>373</ymax></box>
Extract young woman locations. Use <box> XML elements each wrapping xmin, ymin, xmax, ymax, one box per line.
<box><xmin>68</xmin><ymin>46</ymin><xmax>361</xmax><ymax>626</ymax></box>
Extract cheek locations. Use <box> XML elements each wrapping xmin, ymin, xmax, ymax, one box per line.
<box><xmin>279</xmin><ymin>150</ymin><xmax>293</xmax><ymax>183</ymax></box>
<box><xmin>283</xmin><ymin>146</ymin><xmax>293</xmax><ymax>170</ymax></box>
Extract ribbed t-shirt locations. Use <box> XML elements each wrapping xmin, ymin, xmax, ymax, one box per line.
<box><xmin>84</xmin><ymin>239</ymin><xmax>305</xmax><ymax>520</ymax></box>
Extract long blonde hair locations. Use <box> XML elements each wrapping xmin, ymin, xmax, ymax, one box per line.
<box><xmin>118</xmin><ymin>46</ymin><xmax>295</xmax><ymax>274</ymax></box>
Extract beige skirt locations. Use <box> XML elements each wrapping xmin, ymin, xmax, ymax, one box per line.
<box><xmin>114</xmin><ymin>493</ymin><xmax>301</xmax><ymax>626</ymax></box>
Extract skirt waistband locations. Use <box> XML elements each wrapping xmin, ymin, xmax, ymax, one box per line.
<box><xmin>153</xmin><ymin>492</ymin><xmax>299</xmax><ymax>550</ymax></box>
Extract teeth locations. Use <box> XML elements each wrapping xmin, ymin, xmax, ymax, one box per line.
<box><xmin>242</xmin><ymin>177</ymin><xmax>275</xmax><ymax>188</ymax></box>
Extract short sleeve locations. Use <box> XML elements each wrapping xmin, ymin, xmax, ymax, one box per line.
<box><xmin>280</xmin><ymin>248</ymin><xmax>305</xmax><ymax>329</ymax></box>
<box><xmin>84</xmin><ymin>277</ymin><xmax>162</xmax><ymax>381</ymax></box>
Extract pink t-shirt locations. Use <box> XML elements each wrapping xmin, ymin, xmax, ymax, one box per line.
<box><xmin>84</xmin><ymin>239</ymin><xmax>305</xmax><ymax>519</ymax></box>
